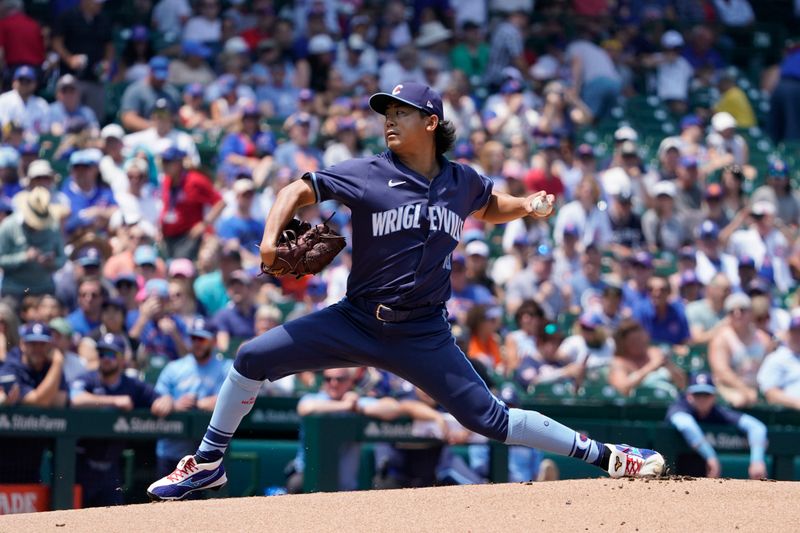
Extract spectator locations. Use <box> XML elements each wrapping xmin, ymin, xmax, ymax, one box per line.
<box><xmin>334</xmin><ymin>34</ymin><xmax>377</xmax><ymax>92</ymax></box>
<box><xmin>124</xmin><ymin>99</ymin><xmax>200</xmax><ymax>168</ymax></box>
<box><xmin>633</xmin><ymin>275</ymin><xmax>691</xmax><ymax>347</ymax></box>
<box><xmin>119</xmin><ymin>25</ymin><xmax>154</xmax><ymax>83</ymax></box>
<box><xmin>168</xmin><ymin>276</ymin><xmax>202</xmax><ymax>327</ymax></box>
<box><xmin>61</xmin><ymin>148</ymin><xmax>118</xmax><ymax>239</ymax></box>
<box><xmin>524</xmin><ymin>138</ymin><xmax>565</xmax><ymax>199</ymax></box>
<box><xmin>119</xmin><ymin>56</ymin><xmax>181</xmax><ymax>133</ymax></box>
<box><xmin>0</xmin><ymin>66</ymin><xmax>48</xmax><ymax>135</ymax></box>
<box><xmin>648</xmin><ymin>30</ymin><xmax>694</xmax><ymax>115</ymax></box>
<box><xmin>566</xmin><ymin>29</ymin><xmax>622</xmax><ymax>121</ymax></box>
<box><xmin>667</xmin><ymin>372</ymin><xmax>767</xmax><ymax>479</ymax></box>
<box><xmin>273</xmin><ymin>113</ymin><xmax>323</xmax><ymax>174</ymax></box>
<box><xmin>641</xmin><ymin>180</ymin><xmax>688</xmax><ymax>253</ymax></box>
<box><xmin>379</xmin><ymin>45</ymin><xmax>425</xmax><ymax>93</ymax></box>
<box><xmin>514</xmin><ymin>322</ymin><xmax>578</xmax><ymax>389</ymax></box>
<box><xmin>506</xmin><ymin>244</ymin><xmax>566</xmax><ymax>319</ymax></box>
<box><xmin>751</xmin><ymin>160</ymin><xmax>800</xmax><ymax>229</ymax></box>
<box><xmin>535</xmin><ymin>81</ymin><xmax>592</xmax><ymax>139</ymax></box>
<box><xmin>46</xmin><ymin>74</ymin><xmax>99</xmax><ymax>137</ymax></box>
<box><xmin>0</xmin><ymin>0</ymin><xmax>45</xmax><ymax>84</ymax></box>
<box><xmin>70</xmin><ymin>333</ymin><xmax>172</xmax><ymax>507</ymax></box>
<box><xmin>153</xmin><ymin>317</ymin><xmax>230</xmax><ymax>476</ymax></box>
<box><xmin>82</xmin><ymin>297</ymin><xmax>134</xmax><ymax>365</ymax></box>
<box><xmin>682</xmin><ymin>26</ymin><xmax>726</xmax><ymax>73</ymax></box>
<box><xmin>178</xmin><ymin>83</ymin><xmax>210</xmax><ymax>131</ymax></box>
<box><xmin>686</xmin><ymin>273</ymin><xmax>732</xmax><ymax>345</ymax></box>
<box><xmin>559</xmin><ymin>312</ymin><xmax>615</xmax><ymax>381</ymax></box>
<box><xmin>552</xmin><ymin>224</ymin><xmax>582</xmax><ymax>286</ymax></box>
<box><xmin>217</xmin><ymin>103</ymin><xmax>274</xmax><ymax>183</ymax></box>
<box><xmin>598</xmin><ymin>281</ymin><xmax>627</xmax><ymax>330</ymax></box>
<box><xmin>286</xmin><ymin>277</ymin><xmax>329</xmax><ymax>321</ymax></box>
<box><xmin>464</xmin><ymin>240</ymin><xmax>495</xmax><ymax>296</ymax></box>
<box><xmin>0</xmin><ymin>302</ymin><xmax>20</xmax><ymax>362</ymax></box>
<box><xmin>213</xmin><ymin>269</ymin><xmax>256</xmax><ymax>353</ymax></box>
<box><xmin>167</xmin><ymin>41</ymin><xmax>215</xmax><ymax>86</ymax></box>
<box><xmin>706</xmin><ymin>112</ymin><xmax>749</xmax><ymax>167</ymax></box>
<box><xmin>51</xmin><ymin>0</ymin><xmax>113</xmax><ymax>120</ymax></box>
<box><xmin>767</xmin><ymin>43</ymin><xmax>800</xmax><ymax>143</ymax></box>
<box><xmin>715</xmin><ymin>74</ymin><xmax>756</xmax><ymax>128</ymax></box>
<box><xmin>98</xmin><ymin>124</ymin><xmax>128</xmax><ymax>194</ymax></box>
<box><xmin>0</xmin><ymin>187</ymin><xmax>66</xmax><ymax>298</ymax></box>
<box><xmin>255</xmin><ymin>58</ymin><xmax>300</xmax><ymax>120</ymax></box>
<box><xmin>159</xmin><ymin>145</ymin><xmax>225</xmax><ymax>260</ymax></box>
<box><xmin>466</xmin><ymin>304</ymin><xmax>504</xmax><ymax>371</ymax></box>
<box><xmin>674</xmin><ymin>157</ymin><xmax>703</xmax><ymax>214</ymax></box>
<box><xmin>48</xmin><ymin>317</ymin><xmax>85</xmax><ymax>384</ymax></box>
<box><xmin>568</xmin><ymin>243</ymin><xmax>606</xmax><ymax>312</ymax></box>
<box><xmin>609</xmin><ymin>318</ymin><xmax>687</xmax><ymax>397</ymax></box>
<box><xmin>151</xmin><ymin>0</ymin><xmax>192</xmax><ymax>35</ymax></box>
<box><xmin>608</xmin><ymin>188</ymin><xmax>645</xmax><ymax>254</ymax></box>
<box><xmin>504</xmin><ymin>300</ymin><xmax>546</xmax><ymax>374</ymax></box>
<box><xmin>553</xmin><ymin>175</ymin><xmax>612</xmax><ymax>249</ymax></box>
<box><xmin>130</xmin><ymin>278</ymin><xmax>189</xmax><ymax>364</ymax></box>
<box><xmin>183</xmin><ymin>0</ymin><xmax>222</xmax><ymax>45</ymax></box>
<box><xmin>483</xmin><ymin>10</ymin><xmax>527</xmax><ymax>89</ymax></box>
<box><xmin>709</xmin><ymin>293</ymin><xmax>770</xmax><ymax>407</ymax></box>
<box><xmin>67</xmin><ymin>277</ymin><xmax>105</xmax><ymax>336</ymax></box>
<box><xmin>758</xmin><ymin>312</ymin><xmax>800</xmax><ymax>409</ymax></box>
<box><xmin>727</xmin><ymin>201</ymin><xmax>792</xmax><ymax>294</ymax></box>
<box><xmin>194</xmin><ymin>244</ymin><xmax>242</xmax><ymax>316</ymax></box>
<box><xmin>450</xmin><ymin>21</ymin><xmax>489</xmax><ymax>86</ymax></box>
<box><xmin>0</xmin><ymin>323</ymin><xmax>67</xmax><ymax>482</ymax></box>
<box><xmin>483</xmin><ymin>79</ymin><xmax>539</xmax><ymax>146</ymax></box>
<box><xmin>712</xmin><ymin>0</ymin><xmax>755</xmax><ymax>28</ymax></box>
<box><xmin>693</xmin><ymin>220</ymin><xmax>738</xmax><ymax>287</ymax></box>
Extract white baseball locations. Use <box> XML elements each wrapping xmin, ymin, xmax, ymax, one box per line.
<box><xmin>531</xmin><ymin>195</ymin><xmax>553</xmax><ymax>216</ymax></box>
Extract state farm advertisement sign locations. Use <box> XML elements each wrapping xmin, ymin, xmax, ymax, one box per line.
<box><xmin>0</xmin><ymin>485</ymin><xmax>81</xmax><ymax>514</ymax></box>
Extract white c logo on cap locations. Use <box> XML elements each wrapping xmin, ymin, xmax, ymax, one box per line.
<box><xmin>392</xmin><ymin>84</ymin><xmax>403</xmax><ymax>95</ymax></box>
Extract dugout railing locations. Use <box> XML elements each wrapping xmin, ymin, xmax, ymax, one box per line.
<box><xmin>2</xmin><ymin>399</ymin><xmax>800</xmax><ymax>510</ymax></box>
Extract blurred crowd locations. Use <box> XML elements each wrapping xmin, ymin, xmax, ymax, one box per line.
<box><xmin>1</xmin><ymin>0</ymin><xmax>800</xmax><ymax>500</ymax></box>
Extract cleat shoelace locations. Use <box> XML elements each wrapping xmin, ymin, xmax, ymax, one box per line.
<box><xmin>166</xmin><ymin>457</ymin><xmax>198</xmax><ymax>482</ymax></box>
<box><xmin>624</xmin><ymin>455</ymin><xmax>643</xmax><ymax>476</ymax></box>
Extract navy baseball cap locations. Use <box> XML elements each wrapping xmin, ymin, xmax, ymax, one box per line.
<box><xmin>102</xmin><ymin>297</ymin><xmax>127</xmax><ymax>312</ymax></box>
<box><xmin>14</xmin><ymin>65</ymin><xmax>35</xmax><ymax>80</ymax></box>
<box><xmin>188</xmin><ymin>317</ymin><xmax>216</xmax><ymax>339</ymax></box>
<box><xmin>161</xmin><ymin>144</ymin><xmax>187</xmax><ymax>161</ymax></box>
<box><xmin>790</xmin><ymin>311</ymin><xmax>800</xmax><ymax>330</ymax></box>
<box><xmin>680</xmin><ymin>115</ymin><xmax>702</xmax><ymax>129</ymax></box>
<box><xmin>184</xmin><ymin>83</ymin><xmax>204</xmax><ymax>98</ymax></box>
<box><xmin>631</xmin><ymin>250</ymin><xmax>653</xmax><ymax>269</ymax></box>
<box><xmin>698</xmin><ymin>220</ymin><xmax>719</xmax><ymax>240</ymax></box>
<box><xmin>97</xmin><ymin>333</ymin><xmax>126</xmax><ymax>354</ymax></box>
<box><xmin>21</xmin><ymin>322</ymin><xmax>53</xmax><ymax>342</ymax></box>
<box><xmin>578</xmin><ymin>312</ymin><xmax>604</xmax><ymax>330</ymax></box>
<box><xmin>18</xmin><ymin>141</ymin><xmax>39</xmax><ymax>156</ymax></box>
<box><xmin>687</xmin><ymin>372</ymin><xmax>716</xmax><ymax>395</ymax></box>
<box><xmin>679</xmin><ymin>270</ymin><xmax>702</xmax><ymax>287</ymax></box>
<box><xmin>738</xmin><ymin>255</ymin><xmax>756</xmax><ymax>269</ymax></box>
<box><xmin>454</xmin><ymin>141</ymin><xmax>474</xmax><ymax>159</ymax></box>
<box><xmin>768</xmin><ymin>159</ymin><xmax>789</xmax><ymax>178</ymax></box>
<box><xmin>679</xmin><ymin>246</ymin><xmax>696</xmax><ymax>260</ymax></box>
<box><xmin>149</xmin><ymin>56</ymin><xmax>170</xmax><ymax>80</ymax></box>
<box><xmin>369</xmin><ymin>82</ymin><xmax>444</xmax><ymax>121</ymax></box>
<box><xmin>746</xmin><ymin>277</ymin><xmax>770</xmax><ymax>295</ymax></box>
<box><xmin>76</xmin><ymin>246</ymin><xmax>103</xmax><ymax>267</ymax></box>
<box><xmin>563</xmin><ymin>224</ymin><xmax>579</xmax><ymax>237</ymax></box>
<box><xmin>306</xmin><ymin>277</ymin><xmax>328</xmax><ymax>297</ymax></box>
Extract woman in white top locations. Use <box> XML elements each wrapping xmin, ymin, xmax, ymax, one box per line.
<box><xmin>709</xmin><ymin>293</ymin><xmax>771</xmax><ymax>407</ymax></box>
<box><xmin>558</xmin><ymin>312</ymin><xmax>615</xmax><ymax>384</ymax></box>
<box><xmin>504</xmin><ymin>299</ymin><xmax>546</xmax><ymax>374</ymax></box>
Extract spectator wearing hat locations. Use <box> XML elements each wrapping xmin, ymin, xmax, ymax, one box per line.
<box><xmin>95</xmin><ymin>124</ymin><xmax>127</xmax><ymax>195</ymax></box>
<box><xmin>708</xmin><ymin>292</ymin><xmax>770</xmax><ymax>407</ymax></box>
<box><xmin>0</xmin><ymin>66</ymin><xmax>48</xmax><ymax>135</ymax></box>
<box><xmin>113</xmin><ymin>273</ymin><xmax>140</xmax><ymax>318</ymax></box>
<box><xmin>168</xmin><ymin>41</ymin><xmax>215</xmax><ymax>87</ymax></box>
<box><xmin>686</xmin><ymin>273</ymin><xmax>732</xmax><ymax>345</ymax></box>
<box><xmin>131</xmin><ymin>244</ymin><xmax>166</xmax><ymax>296</ymax></box>
<box><xmin>483</xmin><ymin>10</ymin><xmax>527</xmax><ymax>89</ymax></box>
<box><xmin>0</xmin><ymin>187</ymin><xmax>66</xmax><ymax>298</ymax></box>
<box><xmin>694</xmin><ymin>220</ymin><xmax>739</xmax><ymax>287</ymax></box>
<box><xmin>158</xmin><ymin>144</ymin><xmax>224</xmax><ymax>260</ymax></box>
<box><xmin>49</xmin><ymin>317</ymin><xmax>86</xmax><ymax>384</ymax></box>
<box><xmin>61</xmin><ymin>148</ymin><xmax>118</xmax><ymax>238</ymax></box>
<box><xmin>633</xmin><ymin>275</ymin><xmax>690</xmax><ymax>347</ymax></box>
<box><xmin>217</xmin><ymin>178</ymin><xmax>265</xmax><ymax>263</ymax></box>
<box><xmin>218</xmin><ymin>103</ymin><xmax>275</xmax><ymax>183</ymax></box>
<box><xmin>213</xmin><ymin>269</ymin><xmax>256</xmax><ymax>352</ymax></box>
<box><xmin>119</xmin><ymin>56</ymin><xmax>181</xmax><ymax>133</ymax></box>
<box><xmin>553</xmin><ymin>175</ymin><xmax>612</xmax><ymax>248</ymax></box>
<box><xmin>707</xmin><ymin>112</ymin><xmax>749</xmax><ymax>168</ymax></box>
<box><xmin>699</xmin><ymin>182</ymin><xmax>731</xmax><ymax>234</ymax></box>
<box><xmin>621</xmin><ymin>251</ymin><xmax>653</xmax><ymax>310</ymax></box>
<box><xmin>758</xmin><ymin>312</ymin><xmax>800</xmax><ymax>410</ymax></box>
<box><xmin>334</xmin><ymin>33</ymin><xmax>378</xmax><ymax>92</ymax></box>
<box><xmin>668</xmin><ymin>372</ymin><xmax>767</xmax><ymax>479</ymax></box>
<box><xmin>0</xmin><ymin>322</ymin><xmax>67</xmax><ymax>482</ymax></box>
<box><xmin>674</xmin><ymin>157</ymin><xmax>704</xmax><ymax>214</ymax></box>
<box><xmin>609</xmin><ymin>318</ymin><xmax>687</xmax><ymax>397</ymax></box>
<box><xmin>567</xmin><ymin>243</ymin><xmax>606</xmax><ymax>312</ymax></box>
<box><xmin>323</xmin><ymin>116</ymin><xmax>368</xmax><ymax>168</ymax></box>
<box><xmin>286</xmin><ymin>276</ymin><xmax>331</xmax><ymax>321</ymax></box>
<box><xmin>151</xmin><ymin>0</ymin><xmax>192</xmax><ymax>35</ymax></box>
<box><xmin>46</xmin><ymin>74</ymin><xmax>99</xmax><ymax>137</ymax></box>
<box><xmin>506</xmin><ymin>244</ymin><xmax>566</xmax><ymax>319</ymax></box>
<box><xmin>483</xmin><ymin>78</ymin><xmax>540</xmax><ymax>146</ymax></box>
<box><xmin>751</xmin><ymin>160</ymin><xmax>800</xmax><ymax>228</ymax></box>
<box><xmin>178</xmin><ymin>83</ymin><xmax>211</xmax><ymax>131</ymax></box>
<box><xmin>714</xmin><ymin>73</ymin><xmax>755</xmax><ymax>128</ymax></box>
<box><xmin>536</xmin><ymin>81</ymin><xmax>593</xmax><ymax>140</ymax></box>
<box><xmin>13</xmin><ymin>159</ymin><xmax>70</xmax><ymax>216</ymax></box>
<box><xmin>274</xmin><ymin>112</ymin><xmax>323</xmax><ymax>174</ymax></box>
<box><xmin>727</xmin><ymin>200</ymin><xmax>792</xmax><ymax>293</ymax></box>
<box><xmin>254</xmin><ymin>58</ymin><xmax>301</xmax><ymax>120</ymax></box>
<box><xmin>559</xmin><ymin>312</ymin><xmax>615</xmax><ymax>379</ymax></box>
<box><xmin>81</xmin><ymin>297</ymin><xmax>134</xmax><ymax>365</ymax></box>
<box><xmin>378</xmin><ymin>45</ymin><xmax>425</xmax><ymax>94</ymax></box>
<box><xmin>124</xmin><ymin>99</ymin><xmax>200</xmax><ymax>168</ymax></box>
<box><xmin>70</xmin><ymin>332</ymin><xmax>172</xmax><ymax>507</ymax></box>
<box><xmin>464</xmin><ymin>240</ymin><xmax>497</xmax><ymax>297</ymax></box>
<box><xmin>182</xmin><ymin>0</ymin><xmax>221</xmax><ymax>44</ymax></box>
<box><xmin>642</xmin><ymin>180</ymin><xmax>687</xmax><ymax>253</ymax></box>
<box><xmin>644</xmin><ymin>30</ymin><xmax>694</xmax><ymax>115</ymax></box>
<box><xmin>153</xmin><ymin>316</ymin><xmax>231</xmax><ymax>474</ymax></box>
<box><xmin>130</xmin><ymin>278</ymin><xmax>189</xmax><ymax>364</ymax></box>
<box><xmin>608</xmin><ymin>187</ymin><xmax>645</xmax><ymax>254</ymax></box>
<box><xmin>552</xmin><ymin>223</ymin><xmax>582</xmax><ymax>285</ymax></box>
<box><xmin>116</xmin><ymin>24</ymin><xmax>153</xmax><ymax>84</ymax></box>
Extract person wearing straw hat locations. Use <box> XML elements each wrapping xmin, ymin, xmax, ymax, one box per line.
<box><xmin>0</xmin><ymin>187</ymin><xmax>66</xmax><ymax>298</ymax></box>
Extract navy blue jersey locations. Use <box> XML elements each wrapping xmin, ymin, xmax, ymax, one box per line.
<box><xmin>666</xmin><ymin>395</ymin><xmax>742</xmax><ymax>425</ymax></box>
<box><xmin>0</xmin><ymin>358</ymin><xmax>67</xmax><ymax>399</ymax></box>
<box><xmin>306</xmin><ymin>151</ymin><xmax>493</xmax><ymax>307</ymax></box>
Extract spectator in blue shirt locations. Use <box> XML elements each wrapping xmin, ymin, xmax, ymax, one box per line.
<box><xmin>70</xmin><ymin>333</ymin><xmax>172</xmax><ymax>507</ymax></box>
<box><xmin>46</xmin><ymin>74</ymin><xmax>99</xmax><ymax>137</ymax></box>
<box><xmin>61</xmin><ymin>148</ymin><xmax>117</xmax><ymax>238</ymax></box>
<box><xmin>67</xmin><ymin>277</ymin><xmax>105</xmax><ymax>336</ymax></box>
<box><xmin>130</xmin><ymin>278</ymin><xmax>189</xmax><ymax>365</ymax></box>
<box><xmin>213</xmin><ymin>269</ymin><xmax>256</xmax><ymax>353</ymax></box>
<box><xmin>633</xmin><ymin>275</ymin><xmax>690</xmax><ymax>347</ymax></box>
<box><xmin>154</xmin><ymin>317</ymin><xmax>231</xmax><ymax>476</ymax></box>
<box><xmin>622</xmin><ymin>251</ymin><xmax>654</xmax><ymax>310</ymax></box>
<box><xmin>448</xmin><ymin>253</ymin><xmax>495</xmax><ymax>325</ymax></box>
<box><xmin>194</xmin><ymin>243</ymin><xmax>242</xmax><ymax>316</ymax></box>
<box><xmin>216</xmin><ymin>178</ymin><xmax>264</xmax><ymax>261</ymax></box>
<box><xmin>273</xmin><ymin>112</ymin><xmax>323</xmax><ymax>173</ymax></box>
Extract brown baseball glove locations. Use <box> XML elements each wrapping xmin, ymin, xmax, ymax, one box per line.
<box><xmin>260</xmin><ymin>217</ymin><xmax>346</xmax><ymax>278</ymax></box>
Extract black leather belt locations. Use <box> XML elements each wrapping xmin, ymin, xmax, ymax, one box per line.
<box><xmin>348</xmin><ymin>297</ymin><xmax>443</xmax><ymax>323</ymax></box>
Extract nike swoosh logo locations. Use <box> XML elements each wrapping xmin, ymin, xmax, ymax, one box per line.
<box><xmin>176</xmin><ymin>470</ymin><xmax>218</xmax><ymax>488</ymax></box>
<box><xmin>388</xmin><ymin>180</ymin><xmax>406</xmax><ymax>187</ymax></box>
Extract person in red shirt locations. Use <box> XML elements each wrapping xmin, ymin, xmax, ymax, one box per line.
<box><xmin>240</xmin><ymin>3</ymin><xmax>275</xmax><ymax>52</ymax></box>
<box><xmin>524</xmin><ymin>137</ymin><xmax>565</xmax><ymax>199</ymax></box>
<box><xmin>159</xmin><ymin>145</ymin><xmax>225</xmax><ymax>260</ymax></box>
<box><xmin>0</xmin><ymin>0</ymin><xmax>45</xmax><ymax>86</ymax></box>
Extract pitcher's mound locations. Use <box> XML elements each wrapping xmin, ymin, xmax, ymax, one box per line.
<box><xmin>1</xmin><ymin>478</ymin><xmax>797</xmax><ymax>532</ymax></box>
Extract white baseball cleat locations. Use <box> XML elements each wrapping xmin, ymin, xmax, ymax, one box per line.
<box><xmin>147</xmin><ymin>455</ymin><xmax>227</xmax><ymax>501</ymax></box>
<box><xmin>605</xmin><ymin>444</ymin><xmax>666</xmax><ymax>478</ymax></box>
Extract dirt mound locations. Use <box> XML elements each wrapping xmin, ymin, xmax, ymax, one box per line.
<box><xmin>1</xmin><ymin>478</ymin><xmax>797</xmax><ymax>533</ymax></box>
